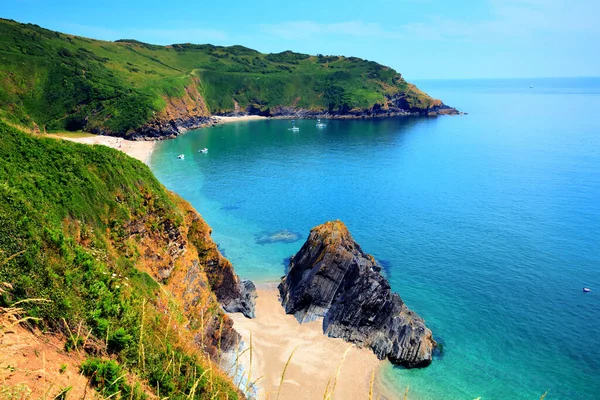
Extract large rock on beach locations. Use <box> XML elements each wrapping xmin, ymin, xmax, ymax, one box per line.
<box><xmin>278</xmin><ymin>220</ymin><xmax>436</xmax><ymax>368</ymax></box>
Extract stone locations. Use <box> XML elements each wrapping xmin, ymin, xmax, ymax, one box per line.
<box><xmin>278</xmin><ymin>220</ymin><xmax>436</xmax><ymax>368</ymax></box>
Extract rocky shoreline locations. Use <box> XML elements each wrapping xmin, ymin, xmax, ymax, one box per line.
<box><xmin>90</xmin><ymin>103</ymin><xmax>461</xmax><ymax>141</ymax></box>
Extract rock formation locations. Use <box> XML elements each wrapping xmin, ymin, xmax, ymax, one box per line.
<box><xmin>278</xmin><ymin>220</ymin><xmax>436</xmax><ymax>368</ymax></box>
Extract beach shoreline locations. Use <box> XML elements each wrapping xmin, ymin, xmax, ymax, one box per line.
<box><xmin>227</xmin><ymin>283</ymin><xmax>396</xmax><ymax>400</ymax></box>
<box><xmin>54</xmin><ymin>134</ymin><xmax>156</xmax><ymax>165</ymax></box>
<box><xmin>213</xmin><ymin>115</ymin><xmax>268</xmax><ymax>124</ymax></box>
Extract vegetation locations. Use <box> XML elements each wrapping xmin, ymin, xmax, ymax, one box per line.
<box><xmin>0</xmin><ymin>18</ymin><xmax>441</xmax><ymax>135</ymax></box>
<box><xmin>0</xmin><ymin>121</ymin><xmax>239</xmax><ymax>399</ymax></box>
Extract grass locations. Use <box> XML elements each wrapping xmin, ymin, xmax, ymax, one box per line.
<box><xmin>0</xmin><ymin>18</ymin><xmax>442</xmax><ymax>135</ymax></box>
<box><xmin>0</xmin><ymin>122</ymin><xmax>240</xmax><ymax>399</ymax></box>
<box><xmin>276</xmin><ymin>346</ymin><xmax>298</xmax><ymax>400</ymax></box>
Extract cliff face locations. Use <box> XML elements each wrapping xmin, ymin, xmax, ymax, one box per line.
<box><xmin>279</xmin><ymin>220</ymin><xmax>436</xmax><ymax>368</ymax></box>
<box><xmin>0</xmin><ymin>122</ymin><xmax>253</xmax><ymax>398</ymax></box>
<box><xmin>125</xmin><ymin>78</ymin><xmax>217</xmax><ymax>141</ymax></box>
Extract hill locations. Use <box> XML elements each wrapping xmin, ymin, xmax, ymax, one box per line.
<box><xmin>0</xmin><ymin>18</ymin><xmax>456</xmax><ymax>139</ymax></box>
<box><xmin>0</xmin><ymin>120</ymin><xmax>255</xmax><ymax>399</ymax></box>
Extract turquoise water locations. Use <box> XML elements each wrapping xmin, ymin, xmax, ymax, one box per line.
<box><xmin>150</xmin><ymin>77</ymin><xmax>600</xmax><ymax>399</ymax></box>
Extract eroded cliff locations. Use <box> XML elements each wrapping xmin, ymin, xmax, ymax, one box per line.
<box><xmin>0</xmin><ymin>121</ymin><xmax>254</xmax><ymax>398</ymax></box>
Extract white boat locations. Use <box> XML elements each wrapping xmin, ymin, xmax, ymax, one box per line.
<box><xmin>530</xmin><ymin>84</ymin><xmax>534</xmax><ymax>88</ymax></box>
<box><xmin>177</xmin><ymin>154</ymin><xmax>185</xmax><ymax>159</ymax></box>
<box><xmin>583</xmin><ymin>287</ymin><xmax>591</xmax><ymax>292</ymax></box>
<box><xmin>199</xmin><ymin>148</ymin><xmax>208</xmax><ymax>153</ymax></box>
<box><xmin>290</xmin><ymin>120</ymin><xmax>300</xmax><ymax>131</ymax></box>
<box><xmin>316</xmin><ymin>118</ymin><xmax>326</xmax><ymax>128</ymax></box>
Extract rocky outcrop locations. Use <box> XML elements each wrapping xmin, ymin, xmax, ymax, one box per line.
<box><xmin>221</xmin><ymin>102</ymin><xmax>458</xmax><ymax>121</ymax></box>
<box><xmin>186</xmin><ymin>208</ymin><xmax>257</xmax><ymax>319</ymax></box>
<box><xmin>125</xmin><ymin>191</ymin><xmax>257</xmax><ymax>323</ymax></box>
<box><xmin>278</xmin><ymin>220</ymin><xmax>436</xmax><ymax>368</ymax></box>
<box><xmin>126</xmin><ymin>115</ymin><xmax>217</xmax><ymax>141</ymax></box>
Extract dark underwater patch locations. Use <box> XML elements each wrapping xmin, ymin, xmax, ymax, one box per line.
<box><xmin>255</xmin><ymin>229</ymin><xmax>301</xmax><ymax>245</ymax></box>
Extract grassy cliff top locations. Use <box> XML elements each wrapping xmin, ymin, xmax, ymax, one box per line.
<box><xmin>0</xmin><ymin>121</ymin><xmax>242</xmax><ymax>399</ymax></box>
<box><xmin>0</xmin><ymin>18</ymin><xmax>445</xmax><ymax>135</ymax></box>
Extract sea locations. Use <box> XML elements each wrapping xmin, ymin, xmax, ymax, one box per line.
<box><xmin>149</xmin><ymin>77</ymin><xmax>600</xmax><ymax>399</ymax></box>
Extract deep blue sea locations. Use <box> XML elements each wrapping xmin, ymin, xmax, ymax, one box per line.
<box><xmin>150</xmin><ymin>77</ymin><xmax>600</xmax><ymax>399</ymax></box>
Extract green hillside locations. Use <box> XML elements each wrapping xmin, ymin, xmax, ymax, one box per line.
<box><xmin>0</xmin><ymin>18</ymin><xmax>449</xmax><ymax>136</ymax></box>
<box><xmin>0</xmin><ymin>121</ymin><xmax>244</xmax><ymax>399</ymax></box>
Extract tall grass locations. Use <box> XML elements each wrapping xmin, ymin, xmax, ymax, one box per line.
<box><xmin>276</xmin><ymin>346</ymin><xmax>299</xmax><ymax>400</ymax></box>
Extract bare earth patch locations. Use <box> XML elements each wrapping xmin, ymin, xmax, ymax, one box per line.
<box><xmin>0</xmin><ymin>324</ymin><xmax>98</xmax><ymax>399</ymax></box>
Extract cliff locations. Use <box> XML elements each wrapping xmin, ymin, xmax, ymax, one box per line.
<box><xmin>279</xmin><ymin>220</ymin><xmax>436</xmax><ymax>368</ymax></box>
<box><xmin>0</xmin><ymin>121</ymin><xmax>254</xmax><ymax>398</ymax></box>
<box><xmin>0</xmin><ymin>18</ymin><xmax>457</xmax><ymax>140</ymax></box>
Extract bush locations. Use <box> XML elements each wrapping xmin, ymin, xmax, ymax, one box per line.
<box><xmin>108</xmin><ymin>327</ymin><xmax>132</xmax><ymax>352</ymax></box>
<box><xmin>80</xmin><ymin>358</ymin><xmax>124</xmax><ymax>397</ymax></box>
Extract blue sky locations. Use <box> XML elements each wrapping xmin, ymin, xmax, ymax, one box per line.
<box><xmin>4</xmin><ymin>0</ymin><xmax>599</xmax><ymax>79</ymax></box>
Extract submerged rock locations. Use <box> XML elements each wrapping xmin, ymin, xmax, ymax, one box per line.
<box><xmin>255</xmin><ymin>229</ymin><xmax>301</xmax><ymax>245</ymax></box>
<box><xmin>278</xmin><ymin>220</ymin><xmax>436</xmax><ymax>368</ymax></box>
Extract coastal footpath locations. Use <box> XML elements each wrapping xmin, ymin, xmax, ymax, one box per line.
<box><xmin>0</xmin><ymin>18</ymin><xmax>457</xmax><ymax>141</ymax></box>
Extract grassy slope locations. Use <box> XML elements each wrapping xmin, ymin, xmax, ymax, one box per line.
<box><xmin>0</xmin><ymin>121</ymin><xmax>241</xmax><ymax>399</ymax></box>
<box><xmin>0</xmin><ymin>18</ymin><xmax>441</xmax><ymax>134</ymax></box>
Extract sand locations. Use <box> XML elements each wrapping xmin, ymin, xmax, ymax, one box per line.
<box><xmin>214</xmin><ymin>115</ymin><xmax>268</xmax><ymax>123</ymax></box>
<box><xmin>227</xmin><ymin>283</ymin><xmax>390</xmax><ymax>400</ymax></box>
<box><xmin>56</xmin><ymin>135</ymin><xmax>155</xmax><ymax>165</ymax></box>
<box><xmin>52</xmin><ymin>115</ymin><xmax>269</xmax><ymax>161</ymax></box>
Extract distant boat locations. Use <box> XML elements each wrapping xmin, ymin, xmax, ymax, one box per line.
<box><xmin>178</xmin><ymin>154</ymin><xmax>185</xmax><ymax>159</ymax></box>
<box><xmin>290</xmin><ymin>120</ymin><xmax>300</xmax><ymax>131</ymax></box>
<box><xmin>530</xmin><ymin>84</ymin><xmax>534</xmax><ymax>88</ymax></box>
<box><xmin>316</xmin><ymin>118</ymin><xmax>326</xmax><ymax>128</ymax></box>
<box><xmin>583</xmin><ymin>287</ymin><xmax>591</xmax><ymax>292</ymax></box>
<box><xmin>199</xmin><ymin>148</ymin><xmax>208</xmax><ymax>153</ymax></box>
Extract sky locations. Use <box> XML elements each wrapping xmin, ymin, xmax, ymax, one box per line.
<box><xmin>3</xmin><ymin>0</ymin><xmax>600</xmax><ymax>79</ymax></box>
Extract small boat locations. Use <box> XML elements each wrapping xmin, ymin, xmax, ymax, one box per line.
<box><xmin>199</xmin><ymin>148</ymin><xmax>208</xmax><ymax>153</ymax></box>
<box><xmin>530</xmin><ymin>84</ymin><xmax>534</xmax><ymax>88</ymax></box>
<box><xmin>583</xmin><ymin>287</ymin><xmax>591</xmax><ymax>292</ymax></box>
<box><xmin>290</xmin><ymin>120</ymin><xmax>300</xmax><ymax>131</ymax></box>
<box><xmin>316</xmin><ymin>118</ymin><xmax>326</xmax><ymax>128</ymax></box>
<box><xmin>177</xmin><ymin>154</ymin><xmax>185</xmax><ymax>160</ymax></box>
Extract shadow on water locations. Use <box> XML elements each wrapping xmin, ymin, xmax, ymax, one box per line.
<box><xmin>217</xmin><ymin>243</ymin><xmax>226</xmax><ymax>258</ymax></box>
<box><xmin>282</xmin><ymin>256</ymin><xmax>292</xmax><ymax>275</ymax></box>
<box><xmin>432</xmin><ymin>336</ymin><xmax>445</xmax><ymax>361</ymax></box>
<box><xmin>376</xmin><ymin>258</ymin><xmax>393</xmax><ymax>279</ymax></box>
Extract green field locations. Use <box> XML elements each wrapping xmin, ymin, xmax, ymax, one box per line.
<box><xmin>0</xmin><ymin>18</ymin><xmax>443</xmax><ymax>135</ymax></box>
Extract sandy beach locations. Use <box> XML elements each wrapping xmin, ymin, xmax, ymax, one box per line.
<box><xmin>55</xmin><ymin>135</ymin><xmax>155</xmax><ymax>165</ymax></box>
<box><xmin>214</xmin><ymin>115</ymin><xmax>268</xmax><ymax>123</ymax></box>
<box><xmin>52</xmin><ymin>115</ymin><xmax>268</xmax><ymax>163</ymax></box>
<box><xmin>228</xmin><ymin>284</ymin><xmax>390</xmax><ymax>400</ymax></box>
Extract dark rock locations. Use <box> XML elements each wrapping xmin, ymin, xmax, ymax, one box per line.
<box><xmin>205</xmin><ymin>254</ymin><xmax>257</xmax><ymax>319</ymax></box>
<box><xmin>186</xmin><ymin>210</ymin><xmax>257</xmax><ymax>319</ymax></box>
<box><xmin>221</xmin><ymin>279</ymin><xmax>258</xmax><ymax>318</ymax></box>
<box><xmin>278</xmin><ymin>220</ymin><xmax>436</xmax><ymax>368</ymax></box>
<box><xmin>91</xmin><ymin>116</ymin><xmax>218</xmax><ymax>140</ymax></box>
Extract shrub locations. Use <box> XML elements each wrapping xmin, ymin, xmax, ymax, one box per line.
<box><xmin>108</xmin><ymin>327</ymin><xmax>132</xmax><ymax>352</ymax></box>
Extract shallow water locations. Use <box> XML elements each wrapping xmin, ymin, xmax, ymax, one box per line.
<box><xmin>150</xmin><ymin>77</ymin><xmax>600</xmax><ymax>399</ymax></box>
